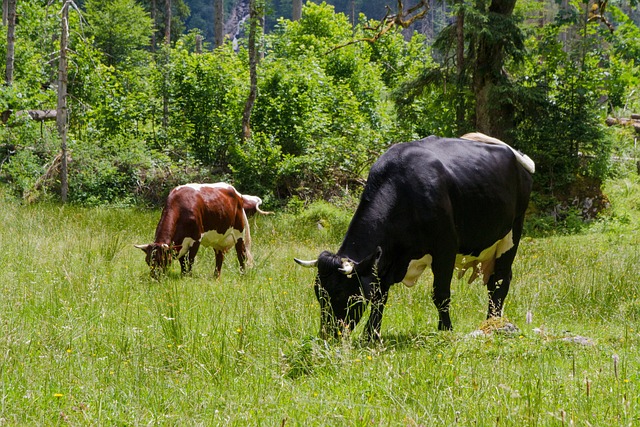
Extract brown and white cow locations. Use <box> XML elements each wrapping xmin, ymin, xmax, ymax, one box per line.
<box><xmin>136</xmin><ymin>183</ymin><xmax>269</xmax><ymax>278</ymax></box>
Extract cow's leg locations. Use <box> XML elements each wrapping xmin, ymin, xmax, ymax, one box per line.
<box><xmin>430</xmin><ymin>254</ymin><xmax>456</xmax><ymax>331</ymax></box>
<box><xmin>487</xmin><ymin>218</ymin><xmax>524</xmax><ymax>318</ymax></box>
<box><xmin>214</xmin><ymin>250</ymin><xmax>224</xmax><ymax>277</ymax></box>
<box><xmin>180</xmin><ymin>241</ymin><xmax>200</xmax><ymax>274</ymax></box>
<box><xmin>363</xmin><ymin>284</ymin><xmax>389</xmax><ymax>342</ymax></box>
<box><xmin>486</xmin><ymin>268</ymin><xmax>512</xmax><ymax>318</ymax></box>
<box><xmin>235</xmin><ymin>239</ymin><xmax>247</xmax><ymax>272</ymax></box>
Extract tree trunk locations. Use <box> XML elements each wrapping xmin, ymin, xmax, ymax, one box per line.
<box><xmin>2</xmin><ymin>0</ymin><xmax>7</xmax><ymax>26</ymax></box>
<box><xmin>57</xmin><ymin>0</ymin><xmax>70</xmax><ymax>203</ymax></box>
<box><xmin>242</xmin><ymin>0</ymin><xmax>260</xmax><ymax>141</ymax></box>
<box><xmin>472</xmin><ymin>0</ymin><xmax>517</xmax><ymax>142</ymax></box>
<box><xmin>214</xmin><ymin>0</ymin><xmax>224</xmax><ymax>47</ymax></box>
<box><xmin>164</xmin><ymin>0</ymin><xmax>171</xmax><ymax>44</ymax></box>
<box><xmin>292</xmin><ymin>0</ymin><xmax>302</xmax><ymax>21</ymax></box>
<box><xmin>151</xmin><ymin>0</ymin><xmax>157</xmax><ymax>52</ymax></box>
<box><xmin>455</xmin><ymin>0</ymin><xmax>465</xmax><ymax>134</ymax></box>
<box><xmin>162</xmin><ymin>0</ymin><xmax>171</xmax><ymax>130</ymax></box>
<box><xmin>4</xmin><ymin>0</ymin><xmax>15</xmax><ymax>87</ymax></box>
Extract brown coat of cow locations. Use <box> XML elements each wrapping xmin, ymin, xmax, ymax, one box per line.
<box><xmin>136</xmin><ymin>183</ymin><xmax>268</xmax><ymax>277</ymax></box>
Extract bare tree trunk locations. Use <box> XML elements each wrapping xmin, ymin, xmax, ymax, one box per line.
<box><xmin>214</xmin><ymin>0</ymin><xmax>224</xmax><ymax>47</ymax></box>
<box><xmin>164</xmin><ymin>0</ymin><xmax>171</xmax><ymax>44</ymax></box>
<box><xmin>4</xmin><ymin>0</ymin><xmax>15</xmax><ymax>86</ymax></box>
<box><xmin>151</xmin><ymin>0</ymin><xmax>157</xmax><ymax>52</ymax></box>
<box><xmin>57</xmin><ymin>0</ymin><xmax>70</xmax><ymax>203</ymax></box>
<box><xmin>455</xmin><ymin>0</ymin><xmax>465</xmax><ymax>134</ymax></box>
<box><xmin>292</xmin><ymin>0</ymin><xmax>302</xmax><ymax>21</ymax></box>
<box><xmin>242</xmin><ymin>0</ymin><xmax>260</xmax><ymax>141</ymax></box>
<box><xmin>2</xmin><ymin>0</ymin><xmax>8</xmax><ymax>26</ymax></box>
<box><xmin>162</xmin><ymin>0</ymin><xmax>171</xmax><ymax>130</ymax></box>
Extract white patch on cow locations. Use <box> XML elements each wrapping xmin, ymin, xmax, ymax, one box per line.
<box><xmin>176</xmin><ymin>227</ymin><xmax>245</xmax><ymax>257</ymax></box>
<box><xmin>201</xmin><ymin>226</ymin><xmax>245</xmax><ymax>250</ymax></box>
<box><xmin>178</xmin><ymin>182</ymin><xmax>242</xmax><ymax>196</ymax></box>
<box><xmin>177</xmin><ymin>237</ymin><xmax>197</xmax><ymax>258</ymax></box>
<box><xmin>401</xmin><ymin>230</ymin><xmax>514</xmax><ymax>287</ymax></box>
<box><xmin>402</xmin><ymin>254</ymin><xmax>432</xmax><ymax>287</ymax></box>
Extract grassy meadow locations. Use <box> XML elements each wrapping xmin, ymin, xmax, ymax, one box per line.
<box><xmin>0</xmin><ymin>175</ymin><xmax>639</xmax><ymax>426</ymax></box>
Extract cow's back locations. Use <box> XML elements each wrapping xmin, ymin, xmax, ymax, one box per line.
<box><xmin>157</xmin><ymin>184</ymin><xmax>246</xmax><ymax>244</ymax></box>
<box><xmin>339</xmin><ymin>136</ymin><xmax>533</xmax><ymax>280</ymax></box>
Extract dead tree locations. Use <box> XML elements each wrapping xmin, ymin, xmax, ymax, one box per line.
<box><xmin>326</xmin><ymin>0</ymin><xmax>430</xmax><ymax>53</ymax></box>
<box><xmin>4</xmin><ymin>0</ymin><xmax>16</xmax><ymax>86</ymax></box>
<box><xmin>58</xmin><ymin>0</ymin><xmax>70</xmax><ymax>202</ymax></box>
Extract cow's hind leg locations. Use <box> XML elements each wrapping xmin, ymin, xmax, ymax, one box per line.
<box><xmin>430</xmin><ymin>255</ymin><xmax>456</xmax><ymax>331</ymax></box>
<box><xmin>487</xmin><ymin>219</ymin><xmax>524</xmax><ymax>319</ymax></box>
<box><xmin>234</xmin><ymin>239</ymin><xmax>248</xmax><ymax>273</ymax></box>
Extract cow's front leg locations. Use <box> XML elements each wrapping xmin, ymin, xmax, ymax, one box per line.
<box><xmin>180</xmin><ymin>241</ymin><xmax>200</xmax><ymax>274</ymax></box>
<box><xmin>431</xmin><ymin>255</ymin><xmax>456</xmax><ymax>331</ymax></box>
<box><xmin>363</xmin><ymin>286</ymin><xmax>389</xmax><ymax>342</ymax></box>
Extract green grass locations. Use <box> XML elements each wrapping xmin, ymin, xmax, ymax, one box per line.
<box><xmin>0</xmin><ymin>175</ymin><xmax>639</xmax><ymax>425</ymax></box>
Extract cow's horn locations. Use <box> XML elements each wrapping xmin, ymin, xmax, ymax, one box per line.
<box><xmin>294</xmin><ymin>258</ymin><xmax>318</xmax><ymax>268</ymax></box>
<box><xmin>134</xmin><ymin>244</ymin><xmax>150</xmax><ymax>251</ymax></box>
<box><xmin>339</xmin><ymin>258</ymin><xmax>355</xmax><ymax>275</ymax></box>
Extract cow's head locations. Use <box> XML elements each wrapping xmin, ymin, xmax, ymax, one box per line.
<box><xmin>134</xmin><ymin>243</ymin><xmax>177</xmax><ymax>278</ymax></box>
<box><xmin>295</xmin><ymin>247</ymin><xmax>382</xmax><ymax>339</ymax></box>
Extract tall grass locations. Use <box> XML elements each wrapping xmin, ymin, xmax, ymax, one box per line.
<box><xmin>0</xmin><ymin>176</ymin><xmax>638</xmax><ymax>425</ymax></box>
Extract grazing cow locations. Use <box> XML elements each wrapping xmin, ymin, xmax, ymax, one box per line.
<box><xmin>136</xmin><ymin>183</ymin><xmax>268</xmax><ymax>278</ymax></box>
<box><xmin>295</xmin><ymin>133</ymin><xmax>534</xmax><ymax>340</ymax></box>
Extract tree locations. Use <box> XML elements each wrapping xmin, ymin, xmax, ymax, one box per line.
<box><xmin>4</xmin><ymin>0</ymin><xmax>15</xmax><ymax>86</ymax></box>
<box><xmin>83</xmin><ymin>0</ymin><xmax>154</xmax><ymax>67</ymax></box>
<box><xmin>242</xmin><ymin>0</ymin><xmax>262</xmax><ymax>141</ymax></box>
<box><xmin>470</xmin><ymin>0</ymin><xmax>523</xmax><ymax>142</ymax></box>
<box><xmin>165</xmin><ymin>0</ymin><xmax>172</xmax><ymax>43</ymax></box>
<box><xmin>58</xmin><ymin>0</ymin><xmax>70</xmax><ymax>203</ymax></box>
<box><xmin>292</xmin><ymin>0</ymin><xmax>302</xmax><ymax>21</ymax></box>
<box><xmin>214</xmin><ymin>0</ymin><xmax>223</xmax><ymax>47</ymax></box>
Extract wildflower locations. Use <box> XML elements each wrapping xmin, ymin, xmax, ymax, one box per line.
<box><xmin>54</xmin><ymin>393</ymin><xmax>64</xmax><ymax>398</ymax></box>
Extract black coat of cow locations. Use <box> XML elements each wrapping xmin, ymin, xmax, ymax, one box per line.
<box><xmin>296</xmin><ymin>134</ymin><xmax>534</xmax><ymax>340</ymax></box>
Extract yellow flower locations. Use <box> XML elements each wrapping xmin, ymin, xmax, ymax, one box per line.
<box><xmin>54</xmin><ymin>393</ymin><xmax>64</xmax><ymax>398</ymax></box>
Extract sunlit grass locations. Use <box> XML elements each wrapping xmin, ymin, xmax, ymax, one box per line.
<box><xmin>0</xmin><ymin>176</ymin><xmax>638</xmax><ymax>424</ymax></box>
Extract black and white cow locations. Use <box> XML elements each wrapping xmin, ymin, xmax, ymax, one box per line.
<box><xmin>295</xmin><ymin>133</ymin><xmax>534</xmax><ymax>340</ymax></box>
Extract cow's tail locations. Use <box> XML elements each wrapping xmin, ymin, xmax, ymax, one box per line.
<box><xmin>242</xmin><ymin>208</ymin><xmax>254</xmax><ymax>268</ymax></box>
<box><xmin>461</xmin><ymin>132</ymin><xmax>535</xmax><ymax>174</ymax></box>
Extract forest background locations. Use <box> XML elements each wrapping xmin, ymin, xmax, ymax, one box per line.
<box><xmin>0</xmin><ymin>0</ymin><xmax>639</xmax><ymax>228</ymax></box>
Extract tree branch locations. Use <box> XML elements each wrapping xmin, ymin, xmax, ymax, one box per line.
<box><xmin>326</xmin><ymin>0</ymin><xmax>430</xmax><ymax>54</ymax></box>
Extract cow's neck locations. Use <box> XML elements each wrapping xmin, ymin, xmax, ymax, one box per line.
<box><xmin>153</xmin><ymin>207</ymin><xmax>179</xmax><ymax>244</ymax></box>
<box><xmin>337</xmin><ymin>200</ymin><xmax>387</xmax><ymax>262</ymax></box>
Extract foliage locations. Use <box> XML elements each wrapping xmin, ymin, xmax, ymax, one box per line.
<box><xmin>83</xmin><ymin>0</ymin><xmax>154</xmax><ymax>68</ymax></box>
<box><xmin>169</xmin><ymin>42</ymin><xmax>247</xmax><ymax>165</ymax></box>
<box><xmin>0</xmin><ymin>0</ymin><xmax>639</xmax><ymax>230</ymax></box>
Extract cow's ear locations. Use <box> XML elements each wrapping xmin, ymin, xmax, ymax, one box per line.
<box><xmin>135</xmin><ymin>244</ymin><xmax>150</xmax><ymax>252</ymax></box>
<box><xmin>356</xmin><ymin>246</ymin><xmax>382</xmax><ymax>276</ymax></box>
